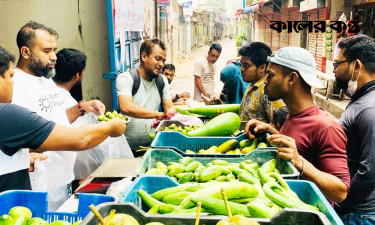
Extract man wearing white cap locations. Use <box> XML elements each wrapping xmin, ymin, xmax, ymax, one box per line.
<box><xmin>245</xmin><ymin>47</ymin><xmax>350</xmax><ymax>203</ymax></box>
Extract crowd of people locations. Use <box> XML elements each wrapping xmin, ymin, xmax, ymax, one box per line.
<box><xmin>1</xmin><ymin>20</ymin><xmax>375</xmax><ymax>225</ymax></box>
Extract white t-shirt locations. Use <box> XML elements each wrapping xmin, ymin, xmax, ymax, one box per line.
<box><xmin>116</xmin><ymin>71</ymin><xmax>171</xmax><ymax>149</ymax></box>
<box><xmin>193</xmin><ymin>57</ymin><xmax>216</xmax><ymax>101</ymax></box>
<box><xmin>12</xmin><ymin>68</ymin><xmax>77</xmax><ymax>210</ymax></box>
<box><xmin>58</xmin><ymin>87</ymin><xmax>78</xmax><ymax>108</ymax></box>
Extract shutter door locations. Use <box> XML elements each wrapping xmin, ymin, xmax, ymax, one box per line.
<box><xmin>307</xmin><ymin>8</ymin><xmax>325</xmax><ymax>71</ymax></box>
<box><xmin>271</xmin><ymin>13</ymin><xmax>281</xmax><ymax>51</ymax></box>
<box><xmin>258</xmin><ymin>15</ymin><xmax>266</xmax><ymax>43</ymax></box>
<box><xmin>288</xmin><ymin>9</ymin><xmax>301</xmax><ymax>47</ymax></box>
<box><xmin>279</xmin><ymin>11</ymin><xmax>289</xmax><ymax>48</ymax></box>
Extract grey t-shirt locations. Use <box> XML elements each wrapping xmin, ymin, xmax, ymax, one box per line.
<box><xmin>116</xmin><ymin>71</ymin><xmax>171</xmax><ymax>150</ymax></box>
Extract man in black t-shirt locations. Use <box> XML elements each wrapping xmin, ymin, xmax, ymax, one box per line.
<box><xmin>0</xmin><ymin>46</ymin><xmax>126</xmax><ymax>192</ymax></box>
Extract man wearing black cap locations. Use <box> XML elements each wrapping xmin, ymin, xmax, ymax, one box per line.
<box><xmin>245</xmin><ymin>47</ymin><xmax>350</xmax><ymax>203</ymax></box>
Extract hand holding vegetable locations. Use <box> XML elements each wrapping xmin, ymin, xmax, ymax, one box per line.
<box><xmin>244</xmin><ymin>119</ymin><xmax>277</xmax><ymax>139</ymax></box>
<box><xmin>107</xmin><ymin>118</ymin><xmax>127</xmax><ymax>137</ymax></box>
<box><xmin>266</xmin><ymin>134</ymin><xmax>303</xmax><ymax>171</ymax></box>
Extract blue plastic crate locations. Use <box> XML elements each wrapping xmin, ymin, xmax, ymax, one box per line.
<box><xmin>120</xmin><ymin>175</ymin><xmax>343</xmax><ymax>225</ymax></box>
<box><xmin>136</xmin><ymin>149</ymin><xmax>299</xmax><ymax>179</ymax></box>
<box><xmin>0</xmin><ymin>190</ymin><xmax>114</xmax><ymax>223</ymax></box>
<box><xmin>151</xmin><ymin>131</ymin><xmax>253</xmax><ymax>156</ymax></box>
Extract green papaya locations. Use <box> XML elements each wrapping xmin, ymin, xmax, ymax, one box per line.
<box><xmin>186</xmin><ymin>112</ymin><xmax>241</xmax><ymax>137</ymax></box>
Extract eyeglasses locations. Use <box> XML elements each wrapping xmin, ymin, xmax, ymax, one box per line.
<box><xmin>333</xmin><ymin>60</ymin><xmax>352</xmax><ymax>69</ymax></box>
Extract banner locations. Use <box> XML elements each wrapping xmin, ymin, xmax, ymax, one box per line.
<box><xmin>157</xmin><ymin>0</ymin><xmax>170</xmax><ymax>6</ymax></box>
<box><xmin>115</xmin><ymin>0</ymin><xmax>144</xmax><ymax>32</ymax></box>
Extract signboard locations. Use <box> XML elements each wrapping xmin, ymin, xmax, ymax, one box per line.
<box><xmin>157</xmin><ymin>0</ymin><xmax>170</xmax><ymax>6</ymax></box>
<box><xmin>115</xmin><ymin>0</ymin><xmax>145</xmax><ymax>31</ymax></box>
<box><xmin>182</xmin><ymin>0</ymin><xmax>193</xmax><ymax>17</ymax></box>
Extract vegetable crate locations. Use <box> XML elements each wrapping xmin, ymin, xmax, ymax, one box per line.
<box><xmin>155</xmin><ymin>120</ymin><xmax>248</xmax><ymax>132</ymax></box>
<box><xmin>150</xmin><ymin>132</ymin><xmax>259</xmax><ymax>157</ymax></box>
<box><xmin>0</xmin><ymin>190</ymin><xmax>114</xmax><ymax>223</ymax></box>
<box><xmin>81</xmin><ymin>202</ymin><xmax>331</xmax><ymax>225</ymax></box>
<box><xmin>119</xmin><ymin>176</ymin><xmax>342</xmax><ymax>225</ymax></box>
<box><xmin>136</xmin><ymin>148</ymin><xmax>299</xmax><ymax>179</ymax></box>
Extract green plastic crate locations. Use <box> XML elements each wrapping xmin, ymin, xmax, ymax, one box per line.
<box><xmin>136</xmin><ymin>148</ymin><xmax>299</xmax><ymax>179</ymax></box>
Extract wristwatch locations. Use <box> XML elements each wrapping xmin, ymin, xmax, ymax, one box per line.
<box><xmin>77</xmin><ymin>100</ymin><xmax>86</xmax><ymax>116</ymax></box>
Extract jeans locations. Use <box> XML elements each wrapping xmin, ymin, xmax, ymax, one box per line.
<box><xmin>339</xmin><ymin>212</ymin><xmax>375</xmax><ymax>225</ymax></box>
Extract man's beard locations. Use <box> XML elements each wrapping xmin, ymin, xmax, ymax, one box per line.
<box><xmin>29</xmin><ymin>52</ymin><xmax>56</xmax><ymax>78</ymax></box>
<box><xmin>146</xmin><ymin>68</ymin><xmax>159</xmax><ymax>79</ymax></box>
<box><xmin>335</xmin><ymin>77</ymin><xmax>349</xmax><ymax>90</ymax></box>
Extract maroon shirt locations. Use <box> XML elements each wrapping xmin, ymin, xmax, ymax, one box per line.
<box><xmin>280</xmin><ymin>105</ymin><xmax>350</xmax><ymax>189</ymax></box>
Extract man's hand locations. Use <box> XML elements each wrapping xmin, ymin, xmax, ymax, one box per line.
<box><xmin>81</xmin><ymin>100</ymin><xmax>106</xmax><ymax>115</ymax></box>
<box><xmin>174</xmin><ymin>98</ymin><xmax>188</xmax><ymax>106</ymax></box>
<box><xmin>210</xmin><ymin>96</ymin><xmax>223</xmax><ymax>105</ymax></box>
<box><xmin>266</xmin><ymin>134</ymin><xmax>303</xmax><ymax>170</ymax></box>
<box><xmin>166</xmin><ymin>107</ymin><xmax>177</xmax><ymax>117</ymax></box>
<box><xmin>244</xmin><ymin>119</ymin><xmax>272</xmax><ymax>139</ymax></box>
<box><xmin>108</xmin><ymin>118</ymin><xmax>126</xmax><ymax>137</ymax></box>
<box><xmin>29</xmin><ymin>152</ymin><xmax>48</xmax><ymax>172</ymax></box>
<box><xmin>179</xmin><ymin>92</ymin><xmax>190</xmax><ymax>99</ymax></box>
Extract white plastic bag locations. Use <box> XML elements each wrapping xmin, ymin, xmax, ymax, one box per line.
<box><xmin>170</xmin><ymin>113</ymin><xmax>204</xmax><ymax>126</ymax></box>
<box><xmin>106</xmin><ymin>176</ymin><xmax>133</xmax><ymax>201</ymax></box>
<box><xmin>72</xmin><ymin>113</ymin><xmax>134</xmax><ymax>179</ymax></box>
<box><xmin>30</xmin><ymin>152</ymin><xmax>69</xmax><ymax>211</ymax></box>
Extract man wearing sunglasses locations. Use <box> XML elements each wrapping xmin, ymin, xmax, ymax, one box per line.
<box><xmin>333</xmin><ymin>35</ymin><xmax>375</xmax><ymax>225</ymax></box>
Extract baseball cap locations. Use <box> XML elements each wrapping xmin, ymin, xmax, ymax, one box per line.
<box><xmin>267</xmin><ymin>47</ymin><xmax>325</xmax><ymax>89</ymax></box>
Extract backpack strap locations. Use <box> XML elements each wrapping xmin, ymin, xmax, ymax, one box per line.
<box><xmin>155</xmin><ymin>75</ymin><xmax>165</xmax><ymax>101</ymax></box>
<box><xmin>129</xmin><ymin>69</ymin><xmax>140</xmax><ymax>96</ymax></box>
<box><xmin>129</xmin><ymin>68</ymin><xmax>165</xmax><ymax>101</ymax></box>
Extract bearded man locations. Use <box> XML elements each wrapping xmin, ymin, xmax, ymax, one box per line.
<box><xmin>12</xmin><ymin>21</ymin><xmax>104</xmax><ymax>210</ymax></box>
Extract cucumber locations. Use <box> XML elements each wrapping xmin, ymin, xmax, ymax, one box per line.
<box><xmin>199</xmin><ymin>165</ymin><xmax>223</xmax><ymax>182</ymax></box>
<box><xmin>187</xmin><ymin>104</ymin><xmax>241</xmax><ymax>117</ymax></box>
<box><xmin>186</xmin><ymin>112</ymin><xmax>241</xmax><ymax>137</ymax></box>
<box><xmin>247</xmin><ymin>198</ymin><xmax>280</xmax><ymax>218</ymax></box>
<box><xmin>191</xmin><ymin>196</ymin><xmax>250</xmax><ymax>216</ymax></box>
<box><xmin>151</xmin><ymin>183</ymin><xmax>205</xmax><ymax>200</ymax></box>
<box><xmin>260</xmin><ymin>159</ymin><xmax>276</xmax><ymax>173</ymax></box>
<box><xmin>162</xmin><ymin>192</ymin><xmax>192</xmax><ymax>205</ymax></box>
<box><xmin>263</xmin><ymin>183</ymin><xmax>319</xmax><ymax>211</ymax></box>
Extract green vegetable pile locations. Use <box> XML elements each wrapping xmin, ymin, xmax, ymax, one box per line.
<box><xmin>146</xmin><ymin>158</ymin><xmax>280</xmax><ymax>184</ymax></box>
<box><xmin>141</xmin><ymin>160</ymin><xmax>318</xmax><ymax>218</ymax></box>
<box><xmin>159</xmin><ymin>124</ymin><xmax>201</xmax><ymax>135</ymax></box>
<box><xmin>0</xmin><ymin>206</ymin><xmax>81</xmax><ymax>225</ymax></box>
<box><xmin>184</xmin><ymin>138</ymin><xmax>269</xmax><ymax>155</ymax></box>
<box><xmin>97</xmin><ymin>111</ymin><xmax>128</xmax><ymax>122</ymax></box>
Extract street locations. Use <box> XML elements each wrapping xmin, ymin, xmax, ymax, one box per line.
<box><xmin>171</xmin><ymin>38</ymin><xmax>238</xmax><ymax>97</ymax></box>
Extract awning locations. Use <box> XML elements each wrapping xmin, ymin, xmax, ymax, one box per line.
<box><xmin>242</xmin><ymin>4</ymin><xmax>260</xmax><ymax>14</ymax></box>
<box><xmin>237</xmin><ymin>0</ymin><xmax>272</xmax><ymax>15</ymax></box>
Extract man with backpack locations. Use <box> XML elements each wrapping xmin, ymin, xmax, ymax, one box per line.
<box><xmin>116</xmin><ymin>38</ymin><xmax>175</xmax><ymax>154</ymax></box>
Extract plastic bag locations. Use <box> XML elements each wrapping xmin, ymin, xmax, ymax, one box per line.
<box><xmin>72</xmin><ymin>113</ymin><xmax>134</xmax><ymax>179</ymax></box>
<box><xmin>106</xmin><ymin>176</ymin><xmax>133</xmax><ymax>201</ymax></box>
<box><xmin>30</xmin><ymin>152</ymin><xmax>69</xmax><ymax>211</ymax></box>
<box><xmin>170</xmin><ymin>113</ymin><xmax>204</xmax><ymax>126</ymax></box>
